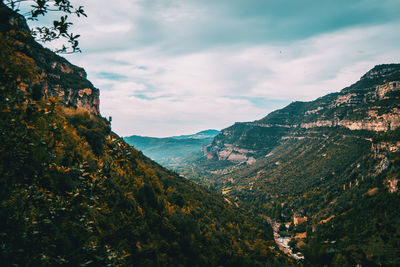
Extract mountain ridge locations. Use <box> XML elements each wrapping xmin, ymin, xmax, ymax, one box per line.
<box><xmin>179</xmin><ymin>63</ymin><xmax>400</xmax><ymax>266</ymax></box>
<box><xmin>124</xmin><ymin>130</ymin><xmax>220</xmax><ymax>167</ymax></box>
<box><xmin>203</xmin><ymin>64</ymin><xmax>400</xmax><ymax>163</ymax></box>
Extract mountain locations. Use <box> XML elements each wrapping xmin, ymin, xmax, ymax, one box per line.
<box><xmin>203</xmin><ymin>64</ymin><xmax>400</xmax><ymax>163</ymax></box>
<box><xmin>124</xmin><ymin>130</ymin><xmax>219</xmax><ymax>167</ymax></box>
<box><xmin>171</xmin><ymin>129</ymin><xmax>221</xmax><ymax>140</ymax></box>
<box><xmin>181</xmin><ymin>64</ymin><xmax>400</xmax><ymax>266</ymax></box>
<box><xmin>0</xmin><ymin>6</ymin><xmax>292</xmax><ymax>266</ymax></box>
<box><xmin>0</xmin><ymin>4</ymin><xmax>100</xmax><ymax>115</ymax></box>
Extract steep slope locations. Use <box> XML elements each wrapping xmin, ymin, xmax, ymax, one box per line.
<box><xmin>0</xmin><ymin>3</ymin><xmax>100</xmax><ymax>115</ymax></box>
<box><xmin>0</xmin><ymin>7</ymin><xmax>292</xmax><ymax>267</ymax></box>
<box><xmin>204</xmin><ymin>64</ymin><xmax>400</xmax><ymax>163</ymax></box>
<box><xmin>183</xmin><ymin>64</ymin><xmax>400</xmax><ymax>266</ymax></box>
<box><xmin>124</xmin><ymin>130</ymin><xmax>219</xmax><ymax>167</ymax></box>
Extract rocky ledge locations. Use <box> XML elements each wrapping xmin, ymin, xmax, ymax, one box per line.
<box><xmin>0</xmin><ymin>4</ymin><xmax>100</xmax><ymax>115</ymax></box>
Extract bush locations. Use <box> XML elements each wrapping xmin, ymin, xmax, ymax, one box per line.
<box><xmin>66</xmin><ymin>109</ymin><xmax>110</xmax><ymax>155</ymax></box>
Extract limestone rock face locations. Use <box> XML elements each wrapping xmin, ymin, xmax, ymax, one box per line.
<box><xmin>206</xmin><ymin>64</ymin><xmax>400</xmax><ymax>163</ymax></box>
<box><xmin>0</xmin><ymin>4</ymin><xmax>100</xmax><ymax>115</ymax></box>
<box><xmin>39</xmin><ymin>60</ymin><xmax>100</xmax><ymax>115</ymax></box>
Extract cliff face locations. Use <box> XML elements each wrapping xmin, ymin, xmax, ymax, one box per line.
<box><xmin>0</xmin><ymin>4</ymin><xmax>100</xmax><ymax>115</ymax></box>
<box><xmin>39</xmin><ymin>60</ymin><xmax>100</xmax><ymax>115</ymax></box>
<box><xmin>182</xmin><ymin>65</ymin><xmax>400</xmax><ymax>267</ymax></box>
<box><xmin>204</xmin><ymin>64</ymin><xmax>400</xmax><ymax>163</ymax></box>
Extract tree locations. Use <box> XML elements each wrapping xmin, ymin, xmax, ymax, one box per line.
<box><xmin>278</xmin><ymin>223</ymin><xmax>287</xmax><ymax>232</ymax></box>
<box><xmin>1</xmin><ymin>0</ymin><xmax>86</xmax><ymax>53</ymax></box>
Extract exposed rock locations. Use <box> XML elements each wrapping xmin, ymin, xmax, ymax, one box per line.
<box><xmin>300</xmin><ymin>120</ymin><xmax>333</xmax><ymax>129</ymax></box>
<box><xmin>386</xmin><ymin>178</ymin><xmax>399</xmax><ymax>193</ymax></box>
<box><xmin>376</xmin><ymin>81</ymin><xmax>400</xmax><ymax>100</ymax></box>
<box><xmin>375</xmin><ymin>157</ymin><xmax>390</xmax><ymax>175</ymax></box>
<box><xmin>203</xmin><ymin>64</ymin><xmax>400</xmax><ymax>164</ymax></box>
<box><xmin>366</xmin><ymin>187</ymin><xmax>379</xmax><ymax>196</ymax></box>
<box><xmin>361</xmin><ymin>64</ymin><xmax>400</xmax><ymax>80</ymax></box>
<box><xmin>305</xmin><ymin>106</ymin><xmax>323</xmax><ymax>115</ymax></box>
<box><xmin>335</xmin><ymin>93</ymin><xmax>357</xmax><ymax>106</ymax></box>
<box><xmin>227</xmin><ymin>152</ymin><xmax>248</xmax><ymax>163</ymax></box>
<box><xmin>372</xmin><ymin>141</ymin><xmax>400</xmax><ymax>158</ymax></box>
<box><xmin>36</xmin><ymin>58</ymin><xmax>100</xmax><ymax>116</ymax></box>
<box><xmin>0</xmin><ymin>4</ymin><xmax>100</xmax><ymax>116</ymax></box>
<box><xmin>293</xmin><ymin>216</ymin><xmax>307</xmax><ymax>225</ymax></box>
<box><xmin>246</xmin><ymin>157</ymin><xmax>256</xmax><ymax>165</ymax></box>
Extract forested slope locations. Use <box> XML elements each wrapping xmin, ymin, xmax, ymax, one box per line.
<box><xmin>181</xmin><ymin>64</ymin><xmax>400</xmax><ymax>266</ymax></box>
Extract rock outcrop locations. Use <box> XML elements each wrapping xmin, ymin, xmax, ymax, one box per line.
<box><xmin>0</xmin><ymin>4</ymin><xmax>100</xmax><ymax>115</ymax></box>
<box><xmin>205</xmin><ymin>64</ymin><xmax>400</xmax><ymax>162</ymax></box>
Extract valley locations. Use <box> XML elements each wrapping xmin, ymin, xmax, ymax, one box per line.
<box><xmin>0</xmin><ymin>5</ymin><xmax>293</xmax><ymax>266</ymax></box>
<box><xmin>1</xmin><ymin>1</ymin><xmax>400</xmax><ymax>266</ymax></box>
<box><xmin>144</xmin><ymin>64</ymin><xmax>400</xmax><ymax>266</ymax></box>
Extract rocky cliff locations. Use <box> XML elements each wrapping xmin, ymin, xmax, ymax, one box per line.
<box><xmin>204</xmin><ymin>64</ymin><xmax>400</xmax><ymax>163</ymax></box>
<box><xmin>0</xmin><ymin>4</ymin><xmax>100</xmax><ymax>115</ymax></box>
<box><xmin>182</xmin><ymin>65</ymin><xmax>400</xmax><ymax>266</ymax></box>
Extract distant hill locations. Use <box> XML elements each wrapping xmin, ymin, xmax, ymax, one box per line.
<box><xmin>124</xmin><ymin>130</ymin><xmax>219</xmax><ymax>166</ymax></box>
<box><xmin>181</xmin><ymin>64</ymin><xmax>400</xmax><ymax>266</ymax></box>
<box><xmin>170</xmin><ymin>129</ymin><xmax>220</xmax><ymax>139</ymax></box>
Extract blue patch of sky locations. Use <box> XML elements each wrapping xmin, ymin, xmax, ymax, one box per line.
<box><xmin>106</xmin><ymin>59</ymin><xmax>132</xmax><ymax>66</ymax></box>
<box><xmin>247</xmin><ymin>97</ymin><xmax>290</xmax><ymax>109</ymax></box>
<box><xmin>133</xmin><ymin>93</ymin><xmax>173</xmax><ymax>100</ymax></box>
<box><xmin>227</xmin><ymin>96</ymin><xmax>290</xmax><ymax>110</ymax></box>
<box><xmin>133</xmin><ymin>94</ymin><xmax>154</xmax><ymax>100</ymax></box>
<box><xmin>132</xmin><ymin>0</ymin><xmax>400</xmax><ymax>53</ymax></box>
<box><xmin>97</xmin><ymin>72</ymin><xmax>128</xmax><ymax>81</ymax></box>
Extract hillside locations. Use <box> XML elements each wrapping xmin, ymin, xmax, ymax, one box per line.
<box><xmin>182</xmin><ymin>64</ymin><xmax>400</xmax><ymax>266</ymax></box>
<box><xmin>0</xmin><ymin>6</ymin><xmax>292</xmax><ymax>266</ymax></box>
<box><xmin>0</xmin><ymin>4</ymin><xmax>99</xmax><ymax>115</ymax></box>
<box><xmin>124</xmin><ymin>130</ymin><xmax>219</xmax><ymax>167</ymax></box>
<box><xmin>203</xmin><ymin>64</ymin><xmax>400</xmax><ymax>163</ymax></box>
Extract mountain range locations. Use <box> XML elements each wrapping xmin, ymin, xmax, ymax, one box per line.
<box><xmin>124</xmin><ymin>63</ymin><xmax>400</xmax><ymax>265</ymax></box>
<box><xmin>2</xmin><ymin>2</ymin><xmax>400</xmax><ymax>266</ymax></box>
<box><xmin>178</xmin><ymin>63</ymin><xmax>400</xmax><ymax>266</ymax></box>
<box><xmin>123</xmin><ymin>130</ymin><xmax>219</xmax><ymax>167</ymax></box>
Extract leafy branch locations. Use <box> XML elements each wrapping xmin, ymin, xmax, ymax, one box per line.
<box><xmin>3</xmin><ymin>0</ymin><xmax>86</xmax><ymax>53</ymax></box>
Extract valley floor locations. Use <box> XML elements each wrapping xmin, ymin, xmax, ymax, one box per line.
<box><xmin>267</xmin><ymin>217</ymin><xmax>304</xmax><ymax>261</ymax></box>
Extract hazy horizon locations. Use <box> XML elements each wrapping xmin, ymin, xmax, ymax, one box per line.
<box><xmin>41</xmin><ymin>0</ymin><xmax>400</xmax><ymax>137</ymax></box>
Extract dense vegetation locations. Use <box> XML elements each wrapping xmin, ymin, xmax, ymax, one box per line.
<box><xmin>0</xmin><ymin>20</ymin><xmax>293</xmax><ymax>267</ymax></box>
<box><xmin>3</xmin><ymin>3</ymin><xmax>400</xmax><ymax>265</ymax></box>
<box><xmin>178</xmin><ymin>65</ymin><xmax>400</xmax><ymax>266</ymax></box>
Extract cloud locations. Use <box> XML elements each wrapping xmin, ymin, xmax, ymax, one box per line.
<box><xmin>59</xmin><ymin>0</ymin><xmax>400</xmax><ymax>137</ymax></box>
<box><xmin>70</xmin><ymin>0</ymin><xmax>400</xmax><ymax>53</ymax></box>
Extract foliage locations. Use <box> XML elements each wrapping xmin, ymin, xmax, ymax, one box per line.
<box><xmin>0</xmin><ymin>30</ymin><xmax>293</xmax><ymax>266</ymax></box>
<box><xmin>176</xmin><ymin>64</ymin><xmax>400</xmax><ymax>265</ymax></box>
<box><xmin>66</xmin><ymin>109</ymin><xmax>110</xmax><ymax>156</ymax></box>
<box><xmin>2</xmin><ymin>0</ymin><xmax>86</xmax><ymax>53</ymax></box>
<box><xmin>186</xmin><ymin>125</ymin><xmax>400</xmax><ymax>266</ymax></box>
<box><xmin>302</xmin><ymin>151</ymin><xmax>400</xmax><ymax>266</ymax></box>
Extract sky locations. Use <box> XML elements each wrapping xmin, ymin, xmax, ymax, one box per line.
<box><xmin>42</xmin><ymin>0</ymin><xmax>400</xmax><ymax>136</ymax></box>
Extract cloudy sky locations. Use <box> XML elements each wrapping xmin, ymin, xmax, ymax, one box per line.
<box><xmin>55</xmin><ymin>0</ymin><xmax>400</xmax><ymax>137</ymax></box>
